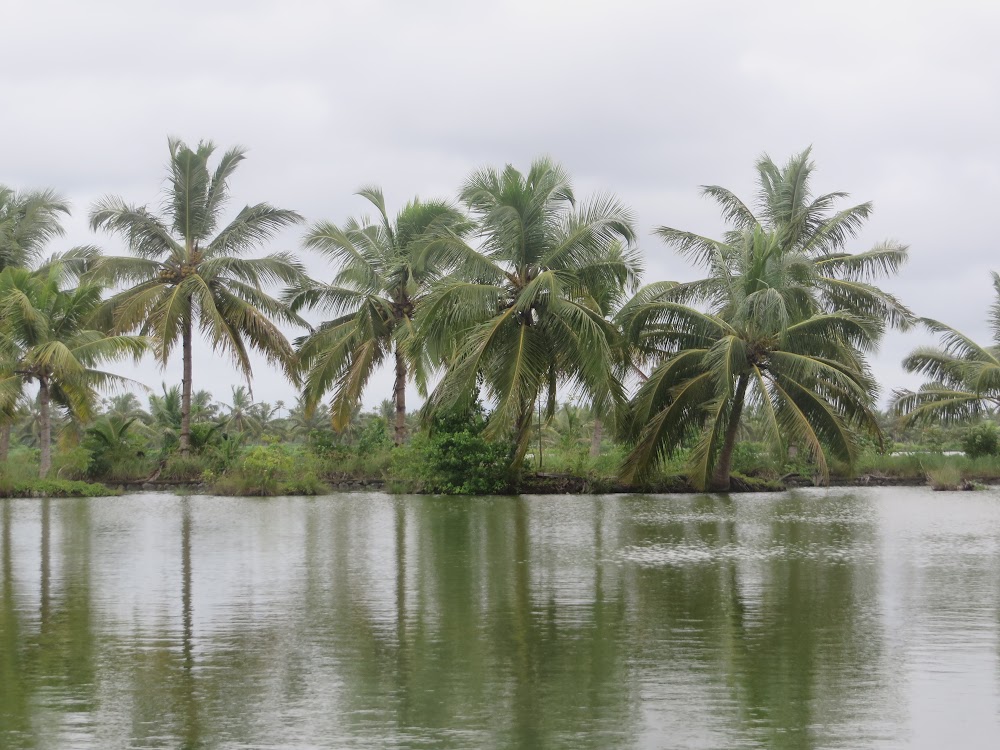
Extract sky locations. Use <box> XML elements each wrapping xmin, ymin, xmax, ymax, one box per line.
<box><xmin>4</xmin><ymin>0</ymin><xmax>999</xmax><ymax>413</ymax></box>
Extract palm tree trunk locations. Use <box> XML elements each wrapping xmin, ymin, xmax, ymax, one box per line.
<box><xmin>180</xmin><ymin>308</ymin><xmax>193</xmax><ymax>457</ymax></box>
<box><xmin>393</xmin><ymin>347</ymin><xmax>407</xmax><ymax>445</ymax></box>
<box><xmin>589</xmin><ymin>417</ymin><xmax>603</xmax><ymax>458</ymax></box>
<box><xmin>710</xmin><ymin>373</ymin><xmax>749</xmax><ymax>492</ymax></box>
<box><xmin>0</xmin><ymin>422</ymin><xmax>10</xmax><ymax>464</ymax></box>
<box><xmin>38</xmin><ymin>378</ymin><xmax>51</xmax><ymax>478</ymax></box>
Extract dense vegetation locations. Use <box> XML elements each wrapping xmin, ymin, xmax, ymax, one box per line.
<box><xmin>0</xmin><ymin>139</ymin><xmax>996</xmax><ymax>496</ymax></box>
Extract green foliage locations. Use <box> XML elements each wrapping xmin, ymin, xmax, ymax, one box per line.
<box><xmin>291</xmin><ymin>190</ymin><xmax>466</xmax><ymax>436</ymax></box>
<box><xmin>83</xmin><ymin>415</ymin><xmax>151</xmax><ymax>480</ymax></box>
<box><xmin>417</xmin><ymin>158</ymin><xmax>639</xmax><ymax>465</ymax></box>
<box><xmin>89</xmin><ymin>138</ymin><xmax>304</xmax><ymax>455</ymax></box>
<box><xmin>390</xmin><ymin>408</ymin><xmax>512</xmax><ymax>494</ymax></box>
<box><xmin>356</xmin><ymin>417</ymin><xmax>390</xmax><ymax>455</ymax></box>
<box><xmin>240</xmin><ymin>444</ymin><xmax>295</xmax><ymax>495</ymax></box>
<box><xmin>621</xmin><ymin>150</ymin><xmax>909</xmax><ymax>490</ymax></box>
<box><xmin>961</xmin><ymin>422</ymin><xmax>1000</xmax><ymax>458</ymax></box>
<box><xmin>161</xmin><ymin>454</ymin><xmax>209</xmax><ymax>481</ymax></box>
<box><xmin>51</xmin><ymin>445</ymin><xmax>92</xmax><ymax>480</ymax></box>
<box><xmin>0</xmin><ymin>476</ymin><xmax>117</xmax><ymax>498</ymax></box>
<box><xmin>926</xmin><ymin>464</ymin><xmax>964</xmax><ymax>491</ymax></box>
<box><xmin>283</xmin><ymin>470</ymin><xmax>328</xmax><ymax>496</ymax></box>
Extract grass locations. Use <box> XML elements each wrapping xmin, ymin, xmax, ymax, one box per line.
<box><xmin>0</xmin><ymin>477</ymin><xmax>119</xmax><ymax>498</ymax></box>
<box><xmin>925</xmin><ymin>464</ymin><xmax>966</xmax><ymax>491</ymax></box>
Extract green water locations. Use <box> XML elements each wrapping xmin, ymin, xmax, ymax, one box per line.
<box><xmin>2</xmin><ymin>489</ymin><xmax>999</xmax><ymax>749</ymax></box>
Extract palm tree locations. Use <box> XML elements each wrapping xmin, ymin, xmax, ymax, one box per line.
<box><xmin>289</xmin><ymin>188</ymin><xmax>466</xmax><ymax>444</ymax></box>
<box><xmin>221</xmin><ymin>385</ymin><xmax>262</xmax><ymax>436</ymax></box>
<box><xmin>0</xmin><ymin>187</ymin><xmax>72</xmax><ymax>462</ymax></box>
<box><xmin>417</xmin><ymin>158</ymin><xmax>640</xmax><ymax>463</ymax></box>
<box><xmin>621</xmin><ymin>151</ymin><xmax>910</xmax><ymax>490</ymax></box>
<box><xmin>89</xmin><ymin>138</ymin><xmax>305</xmax><ymax>456</ymax></box>
<box><xmin>0</xmin><ymin>263</ymin><xmax>146</xmax><ymax>476</ymax></box>
<box><xmin>286</xmin><ymin>394</ymin><xmax>331</xmax><ymax>441</ymax></box>
<box><xmin>101</xmin><ymin>392</ymin><xmax>151</xmax><ymax>424</ymax></box>
<box><xmin>0</xmin><ymin>187</ymin><xmax>71</xmax><ymax>267</ymax></box>
<box><xmin>891</xmin><ymin>273</ymin><xmax>1000</xmax><ymax>423</ymax></box>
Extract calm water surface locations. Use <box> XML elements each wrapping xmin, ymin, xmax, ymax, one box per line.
<box><xmin>2</xmin><ymin>488</ymin><xmax>1000</xmax><ymax>749</ymax></box>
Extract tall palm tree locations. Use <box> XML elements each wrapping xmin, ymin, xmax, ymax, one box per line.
<box><xmin>0</xmin><ymin>187</ymin><xmax>72</xmax><ymax>462</ymax></box>
<box><xmin>289</xmin><ymin>188</ymin><xmax>466</xmax><ymax>444</ymax></box>
<box><xmin>0</xmin><ymin>263</ymin><xmax>147</xmax><ymax>476</ymax></box>
<box><xmin>622</xmin><ymin>151</ymin><xmax>910</xmax><ymax>490</ymax></box>
<box><xmin>891</xmin><ymin>272</ymin><xmax>1000</xmax><ymax>423</ymax></box>
<box><xmin>89</xmin><ymin>138</ymin><xmax>305</xmax><ymax>456</ymax></box>
<box><xmin>417</xmin><ymin>158</ymin><xmax>640</xmax><ymax>463</ymax></box>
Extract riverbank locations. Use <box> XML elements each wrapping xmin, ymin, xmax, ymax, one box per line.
<box><xmin>1</xmin><ymin>470</ymin><xmax>983</xmax><ymax>498</ymax></box>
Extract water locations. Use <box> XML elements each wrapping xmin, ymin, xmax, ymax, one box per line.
<box><xmin>2</xmin><ymin>488</ymin><xmax>1000</xmax><ymax>749</ymax></box>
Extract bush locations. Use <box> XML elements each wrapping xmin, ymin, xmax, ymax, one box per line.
<box><xmin>51</xmin><ymin>446</ymin><xmax>92</xmax><ymax>480</ymax></box>
<box><xmin>961</xmin><ymin>423</ymin><xmax>1000</xmax><ymax>458</ymax></box>
<box><xmin>240</xmin><ymin>444</ymin><xmax>294</xmax><ymax>495</ymax></box>
<box><xmin>389</xmin><ymin>406</ymin><xmax>512</xmax><ymax>495</ymax></box>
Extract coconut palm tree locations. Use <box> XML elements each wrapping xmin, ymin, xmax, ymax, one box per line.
<box><xmin>417</xmin><ymin>158</ymin><xmax>640</xmax><ymax>463</ymax></box>
<box><xmin>101</xmin><ymin>392</ymin><xmax>151</xmax><ymax>424</ymax></box>
<box><xmin>0</xmin><ymin>187</ymin><xmax>73</xmax><ymax>462</ymax></box>
<box><xmin>0</xmin><ymin>186</ymin><xmax>70</xmax><ymax>268</ymax></box>
<box><xmin>89</xmin><ymin>138</ymin><xmax>305</xmax><ymax>456</ymax></box>
<box><xmin>621</xmin><ymin>150</ymin><xmax>911</xmax><ymax>490</ymax></box>
<box><xmin>621</xmin><ymin>228</ymin><xmax>895</xmax><ymax>489</ymax></box>
<box><xmin>659</xmin><ymin>148</ymin><xmax>911</xmax><ymax>328</ymax></box>
<box><xmin>221</xmin><ymin>385</ymin><xmax>262</xmax><ymax>436</ymax></box>
<box><xmin>891</xmin><ymin>273</ymin><xmax>1000</xmax><ymax>423</ymax></box>
<box><xmin>0</xmin><ymin>263</ymin><xmax>146</xmax><ymax>476</ymax></box>
<box><xmin>288</xmin><ymin>188</ymin><xmax>466</xmax><ymax>444</ymax></box>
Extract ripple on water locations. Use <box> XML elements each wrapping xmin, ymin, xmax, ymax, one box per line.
<box><xmin>617</xmin><ymin>539</ymin><xmax>876</xmax><ymax>566</ymax></box>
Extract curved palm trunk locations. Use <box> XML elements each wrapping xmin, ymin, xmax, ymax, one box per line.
<box><xmin>710</xmin><ymin>373</ymin><xmax>749</xmax><ymax>492</ymax></box>
<box><xmin>38</xmin><ymin>378</ymin><xmax>51</xmax><ymax>478</ymax></box>
<box><xmin>393</xmin><ymin>347</ymin><xmax>407</xmax><ymax>445</ymax></box>
<box><xmin>179</xmin><ymin>308</ymin><xmax>193</xmax><ymax>457</ymax></box>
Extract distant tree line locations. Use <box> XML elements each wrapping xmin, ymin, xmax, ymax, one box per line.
<box><xmin>0</xmin><ymin>140</ymin><xmax>990</xmax><ymax>489</ymax></box>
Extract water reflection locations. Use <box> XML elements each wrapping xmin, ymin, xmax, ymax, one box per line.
<box><xmin>0</xmin><ymin>489</ymin><xmax>999</xmax><ymax>748</ymax></box>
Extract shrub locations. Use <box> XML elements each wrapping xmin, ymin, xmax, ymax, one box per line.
<box><xmin>240</xmin><ymin>444</ymin><xmax>294</xmax><ymax>495</ymax></box>
<box><xmin>389</xmin><ymin>406</ymin><xmax>512</xmax><ymax>495</ymax></box>
<box><xmin>961</xmin><ymin>423</ymin><xmax>1000</xmax><ymax>458</ymax></box>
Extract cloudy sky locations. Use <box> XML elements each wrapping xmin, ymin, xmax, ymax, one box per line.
<box><xmin>5</xmin><ymin>0</ymin><xmax>998</xmax><ymax>412</ymax></box>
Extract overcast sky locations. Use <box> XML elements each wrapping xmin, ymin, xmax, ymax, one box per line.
<box><xmin>4</xmin><ymin>0</ymin><xmax>998</xmax><ymax>413</ymax></box>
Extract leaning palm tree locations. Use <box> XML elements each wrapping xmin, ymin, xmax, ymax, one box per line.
<box><xmin>620</xmin><ymin>228</ymin><xmax>892</xmax><ymax>490</ymax></box>
<box><xmin>891</xmin><ymin>273</ymin><xmax>1000</xmax><ymax>423</ymax></box>
<box><xmin>621</xmin><ymin>151</ymin><xmax>910</xmax><ymax>489</ymax></box>
<box><xmin>288</xmin><ymin>188</ymin><xmax>466</xmax><ymax>444</ymax></box>
<box><xmin>0</xmin><ymin>264</ymin><xmax>147</xmax><ymax>476</ymax></box>
<box><xmin>89</xmin><ymin>138</ymin><xmax>305</xmax><ymax>455</ymax></box>
<box><xmin>417</xmin><ymin>158</ymin><xmax>640</xmax><ymax>463</ymax></box>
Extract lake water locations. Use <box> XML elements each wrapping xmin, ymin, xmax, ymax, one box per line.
<box><xmin>2</xmin><ymin>489</ymin><xmax>1000</xmax><ymax>749</ymax></box>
